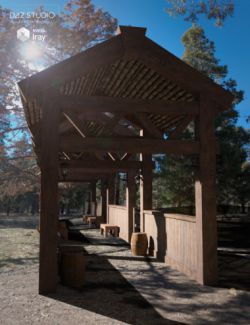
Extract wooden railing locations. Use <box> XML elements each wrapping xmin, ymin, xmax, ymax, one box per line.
<box><xmin>165</xmin><ymin>214</ymin><xmax>197</xmax><ymax>279</ymax></box>
<box><xmin>108</xmin><ymin>205</ymin><xmax>129</xmax><ymax>241</ymax></box>
<box><xmin>143</xmin><ymin>211</ymin><xmax>197</xmax><ymax>279</ymax></box>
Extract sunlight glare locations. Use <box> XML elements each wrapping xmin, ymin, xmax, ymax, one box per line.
<box><xmin>21</xmin><ymin>42</ymin><xmax>42</xmax><ymax>61</ymax></box>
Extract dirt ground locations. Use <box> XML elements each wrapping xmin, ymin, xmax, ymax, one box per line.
<box><xmin>0</xmin><ymin>214</ymin><xmax>250</xmax><ymax>325</ymax></box>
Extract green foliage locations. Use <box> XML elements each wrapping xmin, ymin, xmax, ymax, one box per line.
<box><xmin>182</xmin><ymin>24</ymin><xmax>228</xmax><ymax>82</ymax></box>
<box><xmin>165</xmin><ymin>0</ymin><xmax>234</xmax><ymax>26</ymax></box>
<box><xmin>59</xmin><ymin>183</ymin><xmax>89</xmax><ymax>214</ymax></box>
<box><xmin>153</xmin><ymin>155</ymin><xmax>195</xmax><ymax>208</ymax></box>
<box><xmin>155</xmin><ymin>24</ymin><xmax>250</xmax><ymax>211</ymax></box>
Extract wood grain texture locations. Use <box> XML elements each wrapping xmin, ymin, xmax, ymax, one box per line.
<box><xmin>165</xmin><ymin>214</ymin><xmax>197</xmax><ymax>279</ymax></box>
<box><xmin>108</xmin><ymin>205</ymin><xmax>128</xmax><ymax>241</ymax></box>
<box><xmin>195</xmin><ymin>94</ymin><xmax>218</xmax><ymax>286</ymax></box>
<box><xmin>39</xmin><ymin>98</ymin><xmax>59</xmax><ymax>294</ymax></box>
<box><xmin>60</xmin><ymin>137</ymin><xmax>200</xmax><ymax>155</ymax></box>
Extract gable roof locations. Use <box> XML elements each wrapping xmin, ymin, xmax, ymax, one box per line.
<box><xmin>19</xmin><ymin>25</ymin><xmax>233</xmax><ymax>112</ymax></box>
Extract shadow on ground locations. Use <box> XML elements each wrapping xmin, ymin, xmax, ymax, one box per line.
<box><xmin>48</xmin><ymin>253</ymin><xmax>183</xmax><ymax>325</ymax></box>
<box><xmin>0</xmin><ymin>256</ymin><xmax>38</xmax><ymax>268</ymax></box>
<box><xmin>0</xmin><ymin>215</ymin><xmax>38</xmax><ymax>229</ymax></box>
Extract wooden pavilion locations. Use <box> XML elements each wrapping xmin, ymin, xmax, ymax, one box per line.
<box><xmin>18</xmin><ymin>26</ymin><xmax>233</xmax><ymax>294</ymax></box>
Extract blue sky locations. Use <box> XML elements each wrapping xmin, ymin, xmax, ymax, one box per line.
<box><xmin>2</xmin><ymin>0</ymin><xmax>250</xmax><ymax>127</ymax></box>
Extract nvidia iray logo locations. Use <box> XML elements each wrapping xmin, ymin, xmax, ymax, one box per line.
<box><xmin>17</xmin><ymin>27</ymin><xmax>30</xmax><ymax>42</ymax></box>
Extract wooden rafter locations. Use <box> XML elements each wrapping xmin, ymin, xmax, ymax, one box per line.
<box><xmin>63</xmin><ymin>111</ymin><xmax>88</xmax><ymax>138</ymax></box>
<box><xmin>168</xmin><ymin>116</ymin><xmax>193</xmax><ymax>139</ymax></box>
<box><xmin>134</xmin><ymin>112</ymin><xmax>162</xmax><ymax>138</ymax></box>
<box><xmin>19</xmin><ymin>26</ymin><xmax>232</xmax><ymax>110</ymax></box>
<box><xmin>96</xmin><ymin>113</ymin><xmax>122</xmax><ymax>136</ymax></box>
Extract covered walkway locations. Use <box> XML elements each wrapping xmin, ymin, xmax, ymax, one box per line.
<box><xmin>18</xmin><ymin>25</ymin><xmax>234</xmax><ymax>294</ymax></box>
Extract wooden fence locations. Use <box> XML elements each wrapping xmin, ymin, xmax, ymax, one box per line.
<box><xmin>144</xmin><ymin>211</ymin><xmax>197</xmax><ymax>280</ymax></box>
<box><xmin>108</xmin><ymin>205</ymin><xmax>129</xmax><ymax>241</ymax></box>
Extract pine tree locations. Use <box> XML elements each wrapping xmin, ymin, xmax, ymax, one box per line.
<box><xmin>0</xmin><ymin>0</ymin><xmax>117</xmax><ymax>211</ymax></box>
<box><xmin>165</xmin><ymin>0</ymin><xmax>234</xmax><ymax>26</ymax></box>
<box><xmin>155</xmin><ymin>25</ymin><xmax>250</xmax><ymax>211</ymax></box>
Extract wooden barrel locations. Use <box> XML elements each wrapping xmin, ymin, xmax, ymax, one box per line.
<box><xmin>60</xmin><ymin>250</ymin><xmax>86</xmax><ymax>288</ymax></box>
<box><xmin>131</xmin><ymin>232</ymin><xmax>148</xmax><ymax>256</ymax></box>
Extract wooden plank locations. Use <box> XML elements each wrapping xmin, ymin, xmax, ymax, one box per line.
<box><xmin>60</xmin><ymin>136</ymin><xmax>200</xmax><ymax>155</ymax></box>
<box><xmin>61</xmin><ymin>96</ymin><xmax>199</xmax><ymax>115</ymax></box>
<box><xmin>195</xmin><ymin>94</ymin><xmax>217</xmax><ymax>286</ymax></box>
<box><xmin>39</xmin><ymin>98</ymin><xmax>59</xmax><ymax>294</ymax></box>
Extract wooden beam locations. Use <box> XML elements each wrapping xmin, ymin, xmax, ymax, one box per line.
<box><xmin>195</xmin><ymin>95</ymin><xmax>217</xmax><ymax>286</ymax></box>
<box><xmin>60</xmin><ymin>136</ymin><xmax>200</xmax><ymax>155</ymax></box>
<box><xmin>59</xmin><ymin>159</ymin><xmax>149</xmax><ymax>170</ymax></box>
<box><xmin>101</xmin><ymin>179</ymin><xmax>107</xmax><ymax>221</ymax></box>
<box><xmin>133</xmin><ymin>112</ymin><xmax>163</xmax><ymax>138</ymax></box>
<box><xmin>60</xmin><ymin>111</ymin><xmax>136</xmax><ymax>137</ymax></box>
<box><xmin>90</xmin><ymin>181</ymin><xmax>97</xmax><ymax>216</ymax></box>
<box><xmin>63</xmin><ymin>111</ymin><xmax>116</xmax><ymax>160</ymax></box>
<box><xmin>61</xmin><ymin>96</ymin><xmax>199</xmax><ymax>116</ymax></box>
<box><xmin>97</xmin><ymin>113</ymin><xmax>122</xmax><ymax>136</ymax></box>
<box><xmin>63</xmin><ymin>111</ymin><xmax>88</xmax><ymax>138</ymax></box>
<box><xmin>140</xmin><ymin>153</ymin><xmax>153</xmax><ymax>232</ymax></box>
<box><xmin>127</xmin><ymin>171</ymin><xmax>137</xmax><ymax>242</ymax></box>
<box><xmin>107</xmin><ymin>175</ymin><xmax>115</xmax><ymax>220</ymax></box>
<box><xmin>58</xmin><ymin>173</ymin><xmax>106</xmax><ymax>182</ymax></box>
<box><xmin>39</xmin><ymin>99</ymin><xmax>59</xmax><ymax>294</ymax></box>
<box><xmin>168</xmin><ymin>116</ymin><xmax>193</xmax><ymax>140</ymax></box>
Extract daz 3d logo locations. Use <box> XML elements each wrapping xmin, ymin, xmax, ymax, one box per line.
<box><xmin>17</xmin><ymin>27</ymin><xmax>30</xmax><ymax>42</ymax></box>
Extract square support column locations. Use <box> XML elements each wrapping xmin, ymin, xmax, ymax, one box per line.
<box><xmin>39</xmin><ymin>101</ymin><xmax>60</xmax><ymax>294</ymax></box>
<box><xmin>90</xmin><ymin>181</ymin><xmax>97</xmax><ymax>216</ymax></box>
<box><xmin>127</xmin><ymin>171</ymin><xmax>136</xmax><ymax>242</ymax></box>
<box><xmin>101</xmin><ymin>179</ymin><xmax>107</xmax><ymax>221</ymax></box>
<box><xmin>140</xmin><ymin>154</ymin><xmax>153</xmax><ymax>232</ymax></box>
<box><xmin>106</xmin><ymin>175</ymin><xmax>115</xmax><ymax>223</ymax></box>
<box><xmin>195</xmin><ymin>94</ymin><xmax>218</xmax><ymax>285</ymax></box>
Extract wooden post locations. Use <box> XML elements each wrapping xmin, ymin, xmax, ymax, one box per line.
<box><xmin>90</xmin><ymin>181</ymin><xmax>96</xmax><ymax>216</ymax></box>
<box><xmin>39</xmin><ymin>100</ymin><xmax>60</xmax><ymax>294</ymax></box>
<box><xmin>115</xmin><ymin>173</ymin><xmax>120</xmax><ymax>205</ymax></box>
<box><xmin>195</xmin><ymin>94</ymin><xmax>218</xmax><ymax>285</ymax></box>
<box><xmin>101</xmin><ymin>179</ymin><xmax>107</xmax><ymax>221</ymax></box>
<box><xmin>127</xmin><ymin>171</ymin><xmax>136</xmax><ymax>242</ymax></box>
<box><xmin>106</xmin><ymin>175</ymin><xmax>115</xmax><ymax>223</ymax></box>
<box><xmin>140</xmin><ymin>155</ymin><xmax>153</xmax><ymax>232</ymax></box>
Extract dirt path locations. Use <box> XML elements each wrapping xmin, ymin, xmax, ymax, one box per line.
<box><xmin>0</xmin><ymin>215</ymin><xmax>250</xmax><ymax>324</ymax></box>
